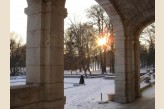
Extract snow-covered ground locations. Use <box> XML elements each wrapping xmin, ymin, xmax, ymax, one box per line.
<box><xmin>64</xmin><ymin>78</ymin><xmax>114</xmax><ymax>109</ymax></box>
<box><xmin>10</xmin><ymin>68</ymin><xmax>155</xmax><ymax>109</ymax></box>
<box><xmin>10</xmin><ymin>77</ymin><xmax>115</xmax><ymax>108</ymax></box>
<box><xmin>10</xmin><ymin>76</ymin><xmax>26</xmax><ymax>86</ymax></box>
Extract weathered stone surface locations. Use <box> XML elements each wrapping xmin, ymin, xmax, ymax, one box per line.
<box><xmin>115</xmin><ymin>39</ymin><xmax>125</xmax><ymax>49</ymax></box>
<box><xmin>27</xmin><ymin>29</ymin><xmax>64</xmax><ymax>48</ymax></box>
<box><xmin>27</xmin><ymin>13</ymin><xmax>42</xmax><ymax>31</ymax></box>
<box><xmin>49</xmin><ymin>48</ymin><xmax>64</xmax><ymax>66</ymax></box>
<box><xmin>115</xmin><ymin>57</ymin><xmax>125</xmax><ymax>65</ymax></box>
<box><xmin>115</xmin><ymin>72</ymin><xmax>126</xmax><ymax>81</ymax></box>
<box><xmin>115</xmin><ymin>49</ymin><xmax>125</xmax><ymax>57</ymax></box>
<box><xmin>26</xmin><ymin>47</ymin><xmax>40</xmax><ymax>66</ymax></box>
<box><xmin>49</xmin><ymin>32</ymin><xmax>64</xmax><ymax>48</ymax></box>
<box><xmin>12</xmin><ymin>103</ymin><xmax>38</xmax><ymax>109</ymax></box>
<box><xmin>110</xmin><ymin>0</ymin><xmax>155</xmax><ymax>32</ymax></box>
<box><xmin>10</xmin><ymin>85</ymin><xmax>42</xmax><ymax>108</ymax></box>
<box><xmin>26</xmin><ymin>65</ymin><xmax>41</xmax><ymax>83</ymax></box>
<box><xmin>43</xmin><ymin>83</ymin><xmax>64</xmax><ymax>101</ymax></box>
<box><xmin>43</xmin><ymin>97</ymin><xmax>66</xmax><ymax>109</ymax></box>
<box><xmin>42</xmin><ymin>65</ymin><xmax>64</xmax><ymax>83</ymax></box>
<box><xmin>110</xmin><ymin>15</ymin><xmax>121</xmax><ymax>21</ymax></box>
<box><xmin>27</xmin><ymin>30</ymin><xmax>41</xmax><ymax>47</ymax></box>
<box><xmin>115</xmin><ymin>81</ymin><xmax>126</xmax><ymax>93</ymax></box>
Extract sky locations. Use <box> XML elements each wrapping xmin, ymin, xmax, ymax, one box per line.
<box><xmin>10</xmin><ymin>0</ymin><xmax>98</xmax><ymax>44</ymax></box>
<box><xmin>10</xmin><ymin>0</ymin><xmax>27</xmax><ymax>44</ymax></box>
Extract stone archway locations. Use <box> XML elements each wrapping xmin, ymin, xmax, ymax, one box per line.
<box><xmin>96</xmin><ymin>0</ymin><xmax>156</xmax><ymax>103</ymax></box>
<box><xmin>95</xmin><ymin>0</ymin><xmax>132</xmax><ymax>103</ymax></box>
<box><xmin>10</xmin><ymin>0</ymin><xmax>155</xmax><ymax>108</ymax></box>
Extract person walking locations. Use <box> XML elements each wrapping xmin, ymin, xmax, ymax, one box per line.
<box><xmin>79</xmin><ymin>74</ymin><xmax>85</xmax><ymax>84</ymax></box>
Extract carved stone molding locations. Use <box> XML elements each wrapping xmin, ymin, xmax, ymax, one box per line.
<box><xmin>26</xmin><ymin>0</ymin><xmax>50</xmax><ymax>6</ymax></box>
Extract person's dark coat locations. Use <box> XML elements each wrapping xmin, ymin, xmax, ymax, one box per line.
<box><xmin>79</xmin><ymin>75</ymin><xmax>85</xmax><ymax>84</ymax></box>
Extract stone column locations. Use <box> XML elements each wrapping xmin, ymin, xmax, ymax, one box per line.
<box><xmin>124</xmin><ymin>37</ymin><xmax>136</xmax><ymax>102</ymax></box>
<box><xmin>25</xmin><ymin>0</ymin><xmax>66</xmax><ymax>109</ymax></box>
<box><xmin>114</xmin><ymin>34</ymin><xmax>136</xmax><ymax>103</ymax></box>
<box><xmin>95</xmin><ymin>0</ymin><xmax>135</xmax><ymax>103</ymax></box>
<box><xmin>134</xmin><ymin>40</ymin><xmax>141</xmax><ymax>98</ymax></box>
<box><xmin>114</xmin><ymin>32</ymin><xmax>128</xmax><ymax>103</ymax></box>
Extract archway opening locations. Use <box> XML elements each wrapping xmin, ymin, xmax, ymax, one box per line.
<box><xmin>10</xmin><ymin>0</ymin><xmax>27</xmax><ymax>86</ymax></box>
<box><xmin>139</xmin><ymin>22</ymin><xmax>155</xmax><ymax>87</ymax></box>
<box><xmin>64</xmin><ymin>0</ymin><xmax>115</xmax><ymax>108</ymax></box>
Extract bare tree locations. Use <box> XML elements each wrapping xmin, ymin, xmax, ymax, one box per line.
<box><xmin>64</xmin><ymin>17</ymin><xmax>97</xmax><ymax>75</ymax></box>
<box><xmin>140</xmin><ymin>23</ymin><xmax>155</xmax><ymax>68</ymax></box>
<box><xmin>86</xmin><ymin>5</ymin><xmax>114</xmax><ymax>74</ymax></box>
<box><xmin>10</xmin><ymin>32</ymin><xmax>26</xmax><ymax>76</ymax></box>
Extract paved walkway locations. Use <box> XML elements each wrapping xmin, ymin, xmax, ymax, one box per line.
<box><xmin>119</xmin><ymin>85</ymin><xmax>155</xmax><ymax>109</ymax></box>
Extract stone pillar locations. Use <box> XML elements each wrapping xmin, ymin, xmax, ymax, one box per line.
<box><xmin>114</xmin><ymin>34</ymin><xmax>127</xmax><ymax>103</ymax></box>
<box><xmin>114</xmin><ymin>34</ymin><xmax>136</xmax><ymax>103</ymax></box>
<box><xmin>124</xmin><ymin>37</ymin><xmax>136</xmax><ymax>102</ymax></box>
<box><xmin>134</xmin><ymin>40</ymin><xmax>141</xmax><ymax>98</ymax></box>
<box><xmin>25</xmin><ymin>0</ymin><xmax>66</xmax><ymax>109</ymax></box>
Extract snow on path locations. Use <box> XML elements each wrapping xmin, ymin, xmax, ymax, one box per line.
<box><xmin>64</xmin><ymin>78</ymin><xmax>115</xmax><ymax>108</ymax></box>
<box><xmin>10</xmin><ymin>77</ymin><xmax>115</xmax><ymax>108</ymax></box>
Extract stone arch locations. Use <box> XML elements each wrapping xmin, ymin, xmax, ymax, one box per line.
<box><xmin>128</xmin><ymin>17</ymin><xmax>154</xmax><ymax>40</ymax></box>
<box><xmin>95</xmin><ymin>0</ymin><xmax>145</xmax><ymax>103</ymax></box>
<box><xmin>135</xmin><ymin>19</ymin><xmax>155</xmax><ymax>41</ymax></box>
<box><xmin>10</xmin><ymin>0</ymin><xmax>155</xmax><ymax>108</ymax></box>
<box><xmin>127</xmin><ymin>13</ymin><xmax>155</xmax><ymax>101</ymax></box>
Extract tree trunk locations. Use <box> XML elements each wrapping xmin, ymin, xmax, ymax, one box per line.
<box><xmin>100</xmin><ymin>50</ymin><xmax>104</xmax><ymax>74</ymax></box>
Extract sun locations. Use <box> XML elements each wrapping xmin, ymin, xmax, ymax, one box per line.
<box><xmin>97</xmin><ymin>37</ymin><xmax>106</xmax><ymax>46</ymax></box>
